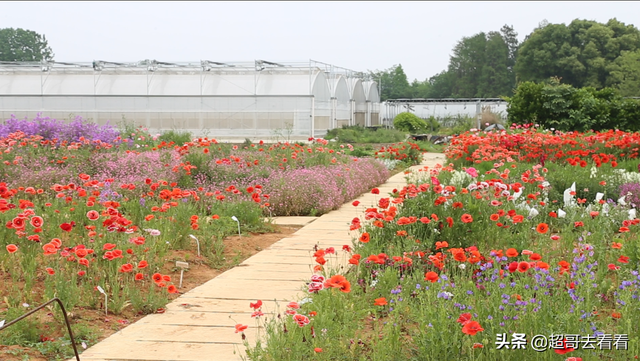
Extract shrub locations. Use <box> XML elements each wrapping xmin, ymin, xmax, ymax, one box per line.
<box><xmin>325</xmin><ymin>125</ymin><xmax>406</xmax><ymax>143</ymax></box>
<box><xmin>393</xmin><ymin>112</ymin><xmax>427</xmax><ymax>133</ymax></box>
<box><xmin>505</xmin><ymin>77</ymin><xmax>640</xmax><ymax>132</ymax></box>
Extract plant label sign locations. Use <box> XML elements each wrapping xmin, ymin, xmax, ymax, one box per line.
<box><xmin>176</xmin><ymin>261</ymin><xmax>189</xmax><ymax>269</ymax></box>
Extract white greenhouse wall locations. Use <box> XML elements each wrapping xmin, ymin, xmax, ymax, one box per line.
<box><xmin>0</xmin><ymin>62</ymin><xmax>369</xmax><ymax>139</ymax></box>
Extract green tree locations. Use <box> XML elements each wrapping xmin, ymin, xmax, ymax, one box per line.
<box><xmin>369</xmin><ymin>64</ymin><xmax>411</xmax><ymax>100</ymax></box>
<box><xmin>434</xmin><ymin>25</ymin><xmax>515</xmax><ymax>98</ymax></box>
<box><xmin>0</xmin><ymin>28</ymin><xmax>54</xmax><ymax>61</ymax></box>
<box><xmin>426</xmin><ymin>70</ymin><xmax>454</xmax><ymax>98</ymax></box>
<box><xmin>606</xmin><ymin>49</ymin><xmax>640</xmax><ymax>96</ymax></box>
<box><xmin>409</xmin><ymin>78</ymin><xmax>432</xmax><ymax>98</ymax></box>
<box><xmin>500</xmin><ymin>24</ymin><xmax>519</xmax><ymax>88</ymax></box>
<box><xmin>449</xmin><ymin>32</ymin><xmax>487</xmax><ymax>97</ymax></box>
<box><xmin>515</xmin><ymin>18</ymin><xmax>640</xmax><ymax>89</ymax></box>
<box><xmin>477</xmin><ymin>31</ymin><xmax>512</xmax><ymax>97</ymax></box>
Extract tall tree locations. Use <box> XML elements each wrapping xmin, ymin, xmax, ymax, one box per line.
<box><xmin>500</xmin><ymin>24</ymin><xmax>518</xmax><ymax>88</ymax></box>
<box><xmin>606</xmin><ymin>49</ymin><xmax>640</xmax><ymax>96</ymax></box>
<box><xmin>369</xmin><ymin>64</ymin><xmax>411</xmax><ymax>100</ymax></box>
<box><xmin>477</xmin><ymin>31</ymin><xmax>512</xmax><ymax>97</ymax></box>
<box><xmin>515</xmin><ymin>18</ymin><xmax>640</xmax><ymax>88</ymax></box>
<box><xmin>427</xmin><ymin>70</ymin><xmax>454</xmax><ymax>98</ymax></box>
<box><xmin>0</xmin><ymin>28</ymin><xmax>54</xmax><ymax>61</ymax></box>
<box><xmin>448</xmin><ymin>32</ymin><xmax>487</xmax><ymax>97</ymax></box>
<box><xmin>445</xmin><ymin>28</ymin><xmax>514</xmax><ymax>98</ymax></box>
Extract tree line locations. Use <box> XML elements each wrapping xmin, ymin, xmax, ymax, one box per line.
<box><xmin>3</xmin><ymin>19</ymin><xmax>640</xmax><ymax>100</ymax></box>
<box><xmin>370</xmin><ymin>18</ymin><xmax>640</xmax><ymax>100</ymax></box>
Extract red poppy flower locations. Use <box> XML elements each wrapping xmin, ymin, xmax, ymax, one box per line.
<box><xmin>435</xmin><ymin>241</ymin><xmax>448</xmax><ymax>250</ymax></box>
<box><xmin>323</xmin><ymin>275</ymin><xmax>351</xmax><ymax>293</ymax></box>
<box><xmin>529</xmin><ymin>253</ymin><xmax>542</xmax><ymax>261</ymax></box>
<box><xmin>59</xmin><ymin>222</ymin><xmax>73</xmax><ymax>232</ymax></box>
<box><xmin>86</xmin><ymin>210</ymin><xmax>100</xmax><ymax>221</ymax></box>
<box><xmin>506</xmin><ymin>248</ymin><xmax>518</xmax><ymax>257</ymax></box>
<box><xmin>152</xmin><ymin>273</ymin><xmax>163</xmax><ymax>282</ymax></box>
<box><xmin>30</xmin><ymin>216</ymin><xmax>43</xmax><ymax>228</ymax></box>
<box><xmin>42</xmin><ymin>243</ymin><xmax>58</xmax><ymax>255</ymax></box>
<box><xmin>235</xmin><ymin>324</ymin><xmax>248</xmax><ymax>333</ymax></box>
<box><xmin>314</xmin><ymin>348</ymin><xmax>322</xmax><ymax>353</ymax></box>
<box><xmin>374</xmin><ymin>297</ymin><xmax>388</xmax><ymax>306</ymax></box>
<box><xmin>45</xmin><ymin>267</ymin><xmax>55</xmax><ymax>275</ymax></box>
<box><xmin>250</xmin><ymin>300</ymin><xmax>263</xmax><ymax>309</ymax></box>
<box><xmin>352</xmin><ymin>200</ymin><xmax>360</xmax><ymax>206</ymax></box>
<box><xmin>461</xmin><ymin>214</ymin><xmax>473</xmax><ymax>223</ymax></box>
<box><xmin>508</xmin><ymin>261</ymin><xmax>518</xmax><ymax>273</ymax></box>
<box><xmin>424</xmin><ymin>271</ymin><xmax>439</xmax><ymax>283</ymax></box>
<box><xmin>554</xmin><ymin>338</ymin><xmax>575</xmax><ymax>355</ymax></box>
<box><xmin>457</xmin><ymin>313</ymin><xmax>472</xmax><ymax>325</ymax></box>
<box><xmin>618</xmin><ymin>255</ymin><xmax>629</xmax><ymax>263</ymax></box>
<box><xmin>359</xmin><ymin>232</ymin><xmax>370</xmax><ymax>243</ymax></box>
<box><xmin>167</xmin><ymin>285</ymin><xmax>178</xmax><ymax>293</ymax></box>
<box><xmin>517</xmin><ymin>261</ymin><xmax>530</xmax><ymax>272</ymax></box>
<box><xmin>119</xmin><ymin>263</ymin><xmax>133</xmax><ymax>273</ymax></box>
<box><xmin>371</xmin><ymin>188</ymin><xmax>380</xmax><ymax>195</ymax></box>
<box><xmin>536</xmin><ymin>261</ymin><xmax>549</xmax><ymax>270</ymax></box>
<box><xmin>135</xmin><ymin>273</ymin><xmax>144</xmax><ymax>280</ymax></box>
<box><xmin>536</xmin><ymin>223</ymin><xmax>549</xmax><ymax>234</ymax></box>
<box><xmin>461</xmin><ymin>321</ymin><xmax>484</xmax><ymax>335</ymax></box>
<box><xmin>6</xmin><ymin>244</ymin><xmax>17</xmax><ymax>253</ymax></box>
<box><xmin>608</xmin><ymin>263</ymin><xmax>620</xmax><ymax>270</ymax></box>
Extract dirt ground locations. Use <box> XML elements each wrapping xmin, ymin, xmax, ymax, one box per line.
<box><xmin>0</xmin><ymin>225</ymin><xmax>301</xmax><ymax>361</ymax></box>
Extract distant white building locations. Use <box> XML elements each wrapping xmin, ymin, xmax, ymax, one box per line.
<box><xmin>0</xmin><ymin>60</ymin><xmax>379</xmax><ymax>139</ymax></box>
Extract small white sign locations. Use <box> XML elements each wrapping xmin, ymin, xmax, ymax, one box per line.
<box><xmin>97</xmin><ymin>286</ymin><xmax>105</xmax><ymax>294</ymax></box>
<box><xmin>0</xmin><ymin>319</ymin><xmax>5</xmax><ymax>328</ymax></box>
<box><xmin>176</xmin><ymin>261</ymin><xmax>189</xmax><ymax>269</ymax></box>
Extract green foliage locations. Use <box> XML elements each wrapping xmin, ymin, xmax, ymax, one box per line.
<box><xmin>369</xmin><ymin>64</ymin><xmax>411</xmax><ymax>101</ymax></box>
<box><xmin>0</xmin><ymin>28</ymin><xmax>54</xmax><ymax>62</ymax></box>
<box><xmin>393</xmin><ymin>112</ymin><xmax>427</xmax><ymax>133</ymax></box>
<box><xmin>158</xmin><ymin>130</ymin><xmax>193</xmax><ymax>145</ymax></box>
<box><xmin>607</xmin><ymin>49</ymin><xmax>640</xmax><ymax>96</ymax></box>
<box><xmin>515</xmin><ymin>18</ymin><xmax>640</xmax><ymax>89</ymax></box>
<box><xmin>506</xmin><ymin>77</ymin><xmax>640</xmax><ymax>131</ymax></box>
<box><xmin>324</xmin><ymin>125</ymin><xmax>406</xmax><ymax>143</ymax></box>
<box><xmin>425</xmin><ymin>25</ymin><xmax>517</xmax><ymax>99</ymax></box>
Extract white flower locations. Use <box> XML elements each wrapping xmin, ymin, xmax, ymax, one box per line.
<box><xmin>298</xmin><ymin>297</ymin><xmax>313</xmax><ymax>305</ymax></box>
<box><xmin>458</xmin><ymin>264</ymin><xmax>466</xmax><ymax>270</ymax></box>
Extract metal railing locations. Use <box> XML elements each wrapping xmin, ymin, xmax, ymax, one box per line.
<box><xmin>0</xmin><ymin>297</ymin><xmax>80</xmax><ymax>361</ymax></box>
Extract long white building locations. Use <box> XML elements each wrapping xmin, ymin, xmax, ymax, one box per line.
<box><xmin>0</xmin><ymin>60</ymin><xmax>380</xmax><ymax>139</ymax></box>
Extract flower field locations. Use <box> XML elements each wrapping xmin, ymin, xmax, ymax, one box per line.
<box><xmin>245</xmin><ymin>126</ymin><xmax>640</xmax><ymax>360</ymax></box>
<box><xmin>0</xmin><ymin>114</ymin><xmax>423</xmax><ymax>358</ymax></box>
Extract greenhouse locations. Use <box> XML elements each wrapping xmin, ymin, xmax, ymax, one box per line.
<box><xmin>0</xmin><ymin>60</ymin><xmax>377</xmax><ymax>139</ymax></box>
<box><xmin>347</xmin><ymin>77</ymin><xmax>367</xmax><ymax>127</ymax></box>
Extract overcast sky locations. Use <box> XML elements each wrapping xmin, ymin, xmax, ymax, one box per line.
<box><xmin>2</xmin><ymin>1</ymin><xmax>639</xmax><ymax>81</ymax></box>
